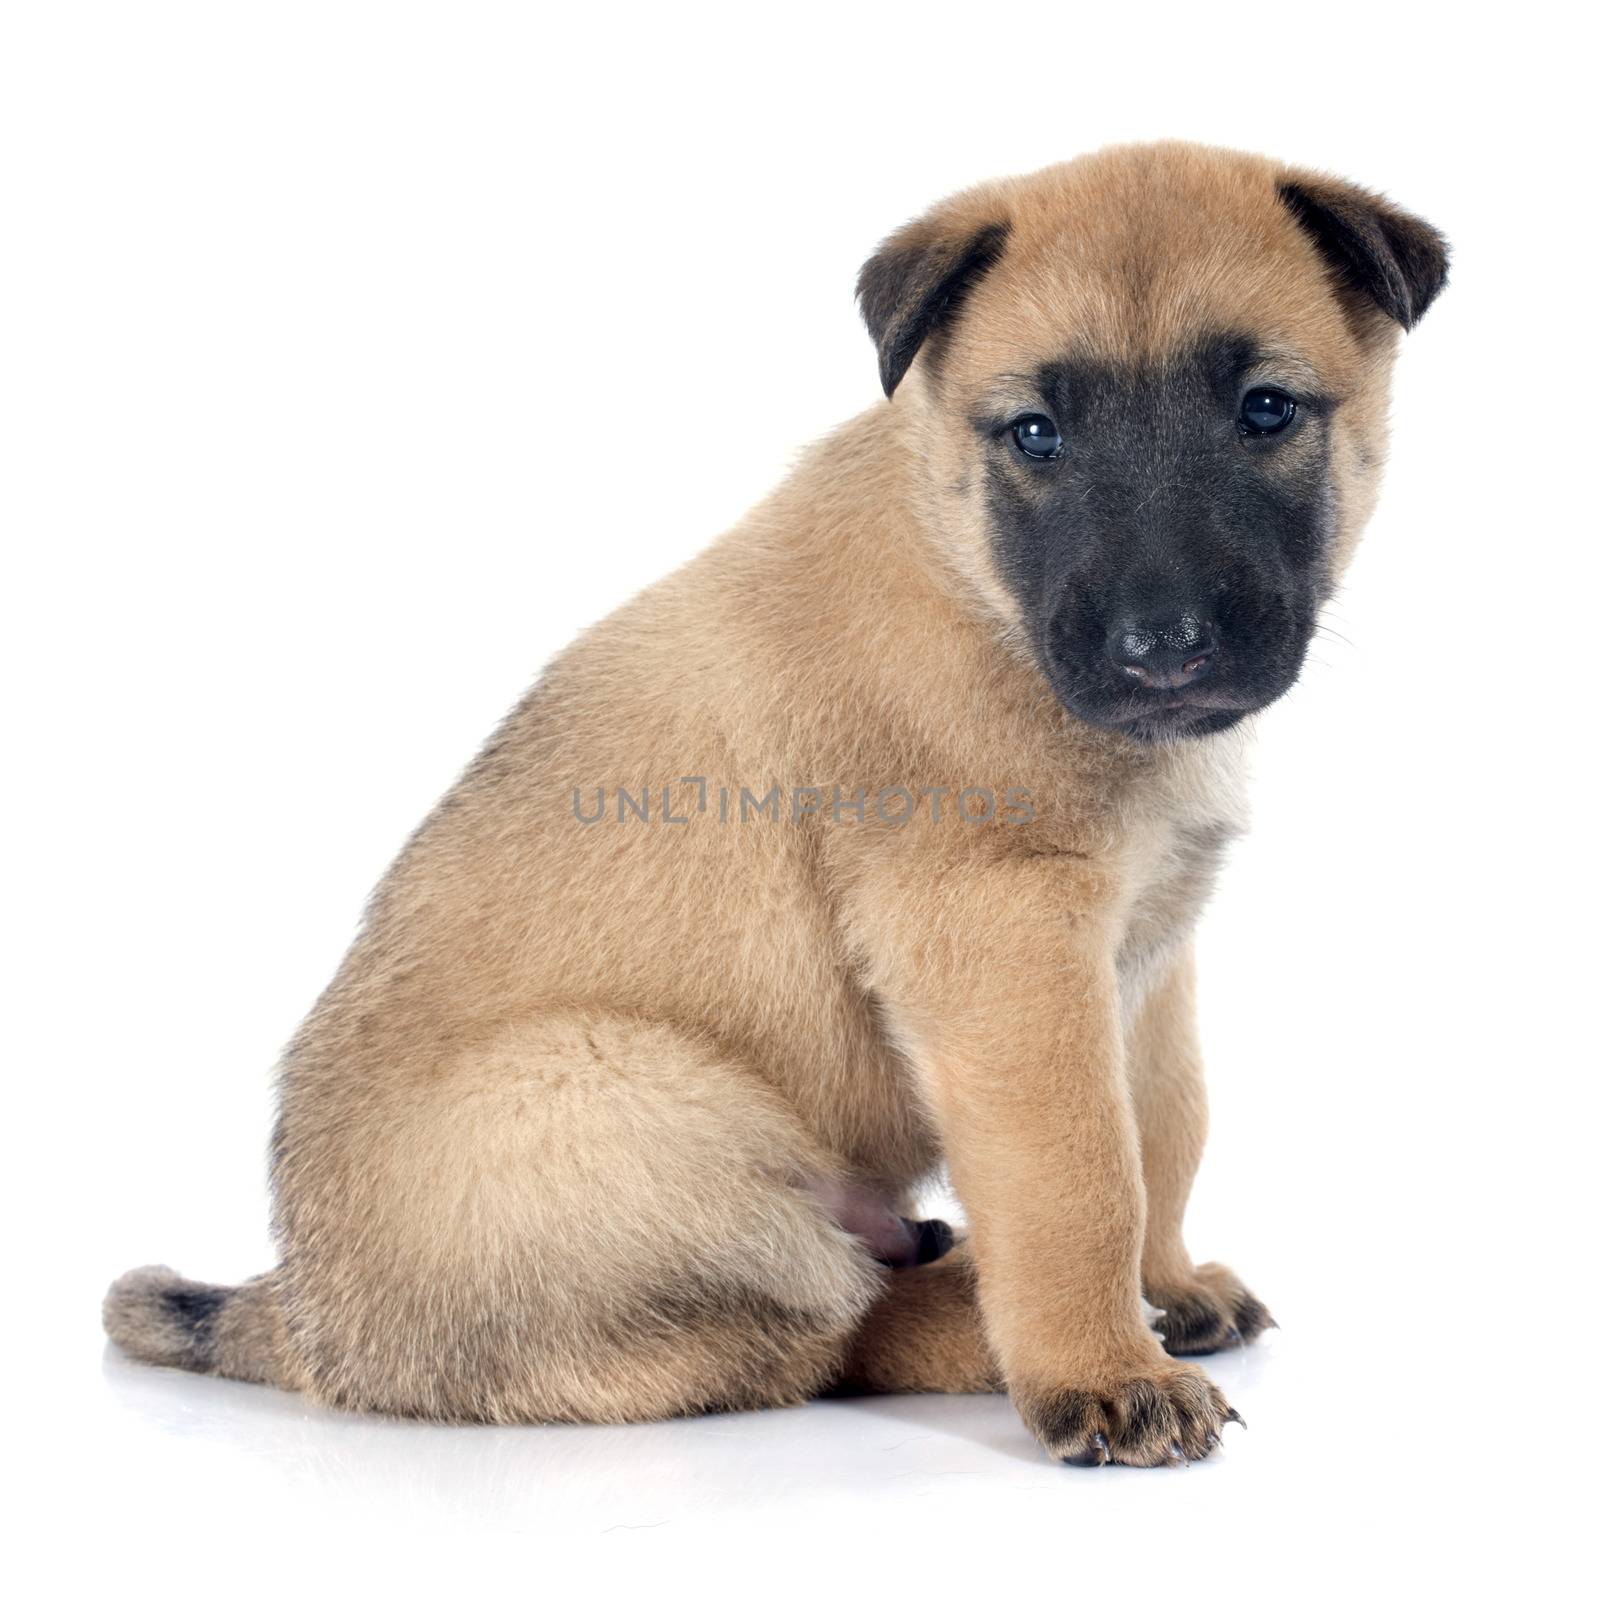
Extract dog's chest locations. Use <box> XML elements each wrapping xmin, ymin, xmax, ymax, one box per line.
<box><xmin>1115</xmin><ymin>737</ymin><xmax>1250</xmax><ymax>1015</ymax></box>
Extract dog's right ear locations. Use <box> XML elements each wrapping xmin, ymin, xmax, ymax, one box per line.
<box><xmin>857</xmin><ymin>207</ymin><xmax>1011</xmax><ymax>398</ymax></box>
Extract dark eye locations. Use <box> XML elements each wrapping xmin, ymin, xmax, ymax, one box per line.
<box><xmin>1011</xmin><ymin>414</ymin><xmax>1063</xmax><ymax>460</ymax></box>
<box><xmin>1239</xmin><ymin>387</ymin><xmax>1296</xmax><ymax>436</ymax></box>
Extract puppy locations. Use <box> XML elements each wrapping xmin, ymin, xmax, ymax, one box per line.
<box><xmin>105</xmin><ymin>142</ymin><xmax>1447</xmax><ymax>1465</ymax></box>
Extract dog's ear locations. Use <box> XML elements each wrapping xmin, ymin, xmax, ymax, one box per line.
<box><xmin>857</xmin><ymin>207</ymin><xmax>1011</xmax><ymax>398</ymax></box>
<box><xmin>1278</xmin><ymin>173</ymin><xmax>1449</xmax><ymax>331</ymax></box>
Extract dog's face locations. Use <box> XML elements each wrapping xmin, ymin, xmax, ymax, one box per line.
<box><xmin>859</xmin><ymin>144</ymin><xmax>1447</xmax><ymax>741</ymax></box>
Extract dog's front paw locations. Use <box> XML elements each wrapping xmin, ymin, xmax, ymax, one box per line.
<box><xmin>1148</xmin><ymin>1262</ymin><xmax>1275</xmax><ymax>1355</ymax></box>
<box><xmin>1016</xmin><ymin>1362</ymin><xmax>1240</xmax><ymax>1467</ymax></box>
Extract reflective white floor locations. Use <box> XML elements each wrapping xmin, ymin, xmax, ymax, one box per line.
<box><xmin>19</xmin><ymin>1316</ymin><xmax>1560</xmax><ymax>1593</ymax></box>
<box><xmin>99</xmin><ymin>1336</ymin><xmax>1277</xmax><ymax>1537</ymax></box>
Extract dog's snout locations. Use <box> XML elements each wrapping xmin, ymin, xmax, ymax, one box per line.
<box><xmin>1107</xmin><ymin>614</ymin><xmax>1217</xmax><ymax>690</ymax></box>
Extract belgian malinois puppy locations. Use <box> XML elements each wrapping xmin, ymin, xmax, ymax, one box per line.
<box><xmin>106</xmin><ymin>142</ymin><xmax>1447</xmax><ymax>1465</ymax></box>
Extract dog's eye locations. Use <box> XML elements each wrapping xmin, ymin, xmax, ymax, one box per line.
<box><xmin>1011</xmin><ymin>414</ymin><xmax>1063</xmax><ymax>460</ymax></box>
<box><xmin>1239</xmin><ymin>388</ymin><xmax>1296</xmax><ymax>436</ymax></box>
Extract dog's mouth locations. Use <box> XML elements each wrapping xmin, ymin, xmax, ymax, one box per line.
<box><xmin>1043</xmin><ymin>652</ymin><xmax>1260</xmax><ymax>741</ymax></box>
<box><xmin>1107</xmin><ymin>680</ymin><xmax>1251</xmax><ymax>719</ymax></box>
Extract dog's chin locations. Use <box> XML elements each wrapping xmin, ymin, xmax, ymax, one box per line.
<box><xmin>1109</xmin><ymin>704</ymin><xmax>1253</xmax><ymax>743</ymax></box>
<box><xmin>1056</xmin><ymin>687</ymin><xmax>1262</xmax><ymax>744</ymax></box>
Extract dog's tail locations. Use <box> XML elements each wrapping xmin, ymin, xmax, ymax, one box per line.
<box><xmin>102</xmin><ymin>1264</ymin><xmax>294</xmax><ymax>1389</ymax></box>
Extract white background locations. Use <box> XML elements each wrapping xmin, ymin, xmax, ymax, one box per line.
<box><xmin>4</xmin><ymin>2</ymin><xmax>1594</xmax><ymax>1592</ymax></box>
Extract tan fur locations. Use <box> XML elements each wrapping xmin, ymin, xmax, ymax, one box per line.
<box><xmin>104</xmin><ymin>142</ymin><xmax>1437</xmax><ymax>1463</ymax></box>
<box><xmin>836</xmin><ymin>1248</ymin><xmax>997</xmax><ymax>1395</ymax></box>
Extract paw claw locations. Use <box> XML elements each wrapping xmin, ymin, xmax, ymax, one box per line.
<box><xmin>1225</xmin><ymin>1407</ymin><xmax>1247</xmax><ymax>1430</ymax></box>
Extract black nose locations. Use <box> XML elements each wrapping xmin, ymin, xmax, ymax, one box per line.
<box><xmin>1107</xmin><ymin>614</ymin><xmax>1217</xmax><ymax>690</ymax></box>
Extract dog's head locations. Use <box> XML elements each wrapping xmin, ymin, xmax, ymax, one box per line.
<box><xmin>858</xmin><ymin>143</ymin><xmax>1447</xmax><ymax>741</ymax></box>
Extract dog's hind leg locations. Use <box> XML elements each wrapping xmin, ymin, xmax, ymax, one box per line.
<box><xmin>832</xmin><ymin>1246</ymin><xmax>999</xmax><ymax>1395</ymax></box>
<box><xmin>104</xmin><ymin>1013</ymin><xmax>995</xmax><ymax>1413</ymax></box>
<box><xmin>244</xmin><ymin>1010</ymin><xmax>887</xmax><ymax>1423</ymax></box>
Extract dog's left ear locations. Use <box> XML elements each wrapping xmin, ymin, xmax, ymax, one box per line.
<box><xmin>1278</xmin><ymin>173</ymin><xmax>1449</xmax><ymax>331</ymax></box>
<box><xmin>857</xmin><ymin>205</ymin><xmax>1011</xmax><ymax>398</ymax></box>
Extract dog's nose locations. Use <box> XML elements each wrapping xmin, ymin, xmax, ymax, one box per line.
<box><xmin>1107</xmin><ymin>614</ymin><xmax>1217</xmax><ymax>690</ymax></box>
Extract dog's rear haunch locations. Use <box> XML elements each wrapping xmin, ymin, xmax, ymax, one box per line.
<box><xmin>106</xmin><ymin>143</ymin><xmax>1444</xmax><ymax>1464</ymax></box>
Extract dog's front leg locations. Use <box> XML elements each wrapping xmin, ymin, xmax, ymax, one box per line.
<box><xmin>853</xmin><ymin>848</ymin><xmax>1237</xmax><ymax>1465</ymax></box>
<box><xmin>1130</xmin><ymin>945</ymin><xmax>1275</xmax><ymax>1355</ymax></box>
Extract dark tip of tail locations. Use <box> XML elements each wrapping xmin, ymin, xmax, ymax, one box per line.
<box><xmin>164</xmin><ymin>1285</ymin><xmax>228</xmax><ymax>1338</ymax></box>
<box><xmin>103</xmin><ymin>1265</ymin><xmax>233</xmax><ymax>1373</ymax></box>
